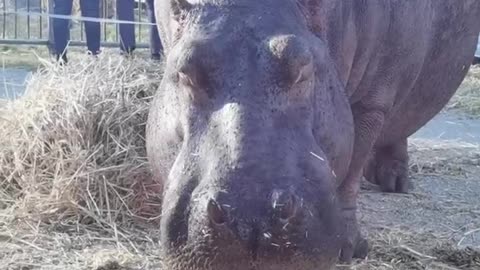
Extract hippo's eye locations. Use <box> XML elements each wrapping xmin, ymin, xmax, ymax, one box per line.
<box><xmin>178</xmin><ymin>71</ymin><xmax>195</xmax><ymax>87</ymax></box>
<box><xmin>292</xmin><ymin>62</ymin><xmax>314</xmax><ymax>85</ymax></box>
<box><xmin>176</xmin><ymin>53</ymin><xmax>210</xmax><ymax>90</ymax></box>
<box><xmin>176</xmin><ymin>69</ymin><xmax>212</xmax><ymax>104</ymax></box>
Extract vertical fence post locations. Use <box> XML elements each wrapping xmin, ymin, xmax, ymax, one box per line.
<box><xmin>14</xmin><ymin>0</ymin><xmax>17</xmax><ymax>38</ymax></box>
<box><xmin>114</xmin><ymin>0</ymin><xmax>118</xmax><ymax>43</ymax></box>
<box><xmin>138</xmin><ymin>0</ymin><xmax>142</xmax><ymax>43</ymax></box>
<box><xmin>99</xmin><ymin>0</ymin><xmax>103</xmax><ymax>42</ymax></box>
<box><xmin>27</xmin><ymin>0</ymin><xmax>31</xmax><ymax>39</ymax></box>
<box><xmin>47</xmin><ymin>0</ymin><xmax>55</xmax><ymax>54</ymax></box>
<box><xmin>39</xmin><ymin>0</ymin><xmax>42</xmax><ymax>39</ymax></box>
<box><xmin>2</xmin><ymin>0</ymin><xmax>6</xmax><ymax>39</ymax></box>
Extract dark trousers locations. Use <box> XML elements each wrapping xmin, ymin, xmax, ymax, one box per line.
<box><xmin>117</xmin><ymin>0</ymin><xmax>162</xmax><ymax>56</ymax></box>
<box><xmin>117</xmin><ymin>0</ymin><xmax>136</xmax><ymax>53</ymax></box>
<box><xmin>146</xmin><ymin>0</ymin><xmax>162</xmax><ymax>56</ymax></box>
<box><xmin>53</xmin><ymin>0</ymin><xmax>101</xmax><ymax>56</ymax></box>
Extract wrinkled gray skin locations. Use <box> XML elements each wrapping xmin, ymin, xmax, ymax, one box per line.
<box><xmin>146</xmin><ymin>0</ymin><xmax>480</xmax><ymax>269</ymax></box>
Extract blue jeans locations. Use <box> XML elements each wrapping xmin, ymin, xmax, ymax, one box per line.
<box><xmin>117</xmin><ymin>0</ymin><xmax>136</xmax><ymax>53</ymax></box>
<box><xmin>117</xmin><ymin>0</ymin><xmax>162</xmax><ymax>56</ymax></box>
<box><xmin>53</xmin><ymin>0</ymin><xmax>101</xmax><ymax>56</ymax></box>
<box><xmin>146</xmin><ymin>0</ymin><xmax>162</xmax><ymax>56</ymax></box>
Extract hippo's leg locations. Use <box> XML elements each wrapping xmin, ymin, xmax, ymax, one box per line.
<box><xmin>362</xmin><ymin>148</ymin><xmax>377</xmax><ymax>185</ymax></box>
<box><xmin>337</xmin><ymin>104</ymin><xmax>388</xmax><ymax>263</ymax></box>
<box><xmin>366</xmin><ymin>138</ymin><xmax>410</xmax><ymax>193</ymax></box>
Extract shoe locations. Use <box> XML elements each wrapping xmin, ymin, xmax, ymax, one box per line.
<box><xmin>151</xmin><ymin>53</ymin><xmax>161</xmax><ymax>61</ymax></box>
<box><xmin>120</xmin><ymin>46</ymin><xmax>135</xmax><ymax>57</ymax></box>
<box><xmin>87</xmin><ymin>50</ymin><xmax>101</xmax><ymax>57</ymax></box>
<box><xmin>56</xmin><ymin>53</ymin><xmax>68</xmax><ymax>65</ymax></box>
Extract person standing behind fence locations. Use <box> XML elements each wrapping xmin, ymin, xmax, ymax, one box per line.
<box><xmin>146</xmin><ymin>0</ymin><xmax>162</xmax><ymax>60</ymax></box>
<box><xmin>117</xmin><ymin>0</ymin><xmax>162</xmax><ymax>60</ymax></box>
<box><xmin>116</xmin><ymin>0</ymin><xmax>136</xmax><ymax>55</ymax></box>
<box><xmin>52</xmin><ymin>0</ymin><xmax>101</xmax><ymax>63</ymax></box>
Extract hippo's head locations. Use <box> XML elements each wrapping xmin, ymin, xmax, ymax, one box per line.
<box><xmin>147</xmin><ymin>0</ymin><xmax>355</xmax><ymax>269</ymax></box>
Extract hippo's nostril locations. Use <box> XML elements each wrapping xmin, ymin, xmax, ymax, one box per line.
<box><xmin>271</xmin><ymin>189</ymin><xmax>298</xmax><ymax>221</ymax></box>
<box><xmin>207</xmin><ymin>199</ymin><xmax>227</xmax><ymax>225</ymax></box>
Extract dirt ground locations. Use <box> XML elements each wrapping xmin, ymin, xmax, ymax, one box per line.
<box><xmin>353</xmin><ymin>138</ymin><xmax>480</xmax><ymax>270</ymax></box>
<box><xmin>0</xmin><ymin>141</ymin><xmax>478</xmax><ymax>270</ymax></box>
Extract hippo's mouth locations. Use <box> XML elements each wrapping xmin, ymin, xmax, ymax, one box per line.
<box><xmin>161</xmin><ymin>242</ymin><xmax>339</xmax><ymax>270</ymax></box>
<box><xmin>160</xmin><ymin>210</ymin><xmax>343</xmax><ymax>270</ymax></box>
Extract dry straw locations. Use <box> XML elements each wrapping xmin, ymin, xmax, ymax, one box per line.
<box><xmin>0</xmin><ymin>52</ymin><xmax>164</xmax><ymax>228</ymax></box>
<box><xmin>447</xmin><ymin>66</ymin><xmax>480</xmax><ymax>115</ymax></box>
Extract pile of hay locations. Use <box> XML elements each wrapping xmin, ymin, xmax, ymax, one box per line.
<box><xmin>447</xmin><ymin>66</ymin><xmax>480</xmax><ymax>116</ymax></box>
<box><xmin>0</xmin><ymin>52</ymin><xmax>163</xmax><ymax>229</ymax></box>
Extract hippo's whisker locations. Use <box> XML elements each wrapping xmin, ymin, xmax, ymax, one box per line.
<box><xmin>309</xmin><ymin>152</ymin><xmax>325</xmax><ymax>161</ymax></box>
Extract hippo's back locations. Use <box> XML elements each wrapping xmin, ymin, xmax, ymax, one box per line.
<box><xmin>314</xmin><ymin>0</ymin><xmax>480</xmax><ymax>145</ymax></box>
<box><xmin>379</xmin><ymin>1</ymin><xmax>480</xmax><ymax>144</ymax></box>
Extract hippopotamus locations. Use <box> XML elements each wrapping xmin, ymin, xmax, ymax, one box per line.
<box><xmin>146</xmin><ymin>0</ymin><xmax>480</xmax><ymax>269</ymax></box>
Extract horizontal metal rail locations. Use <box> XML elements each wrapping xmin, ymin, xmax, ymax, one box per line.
<box><xmin>0</xmin><ymin>38</ymin><xmax>150</xmax><ymax>48</ymax></box>
<box><xmin>0</xmin><ymin>0</ymin><xmax>151</xmax><ymax>49</ymax></box>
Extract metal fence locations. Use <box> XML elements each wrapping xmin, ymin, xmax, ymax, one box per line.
<box><xmin>0</xmin><ymin>0</ymin><xmax>150</xmax><ymax>49</ymax></box>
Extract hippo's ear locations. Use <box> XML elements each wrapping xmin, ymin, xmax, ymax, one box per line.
<box><xmin>171</xmin><ymin>0</ymin><xmax>192</xmax><ymax>19</ymax></box>
<box><xmin>268</xmin><ymin>35</ymin><xmax>314</xmax><ymax>86</ymax></box>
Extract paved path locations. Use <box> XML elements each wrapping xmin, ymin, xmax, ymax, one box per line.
<box><xmin>0</xmin><ymin>68</ymin><xmax>31</xmax><ymax>99</ymax></box>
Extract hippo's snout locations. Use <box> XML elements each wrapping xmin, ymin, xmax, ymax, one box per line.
<box><xmin>187</xmin><ymin>177</ymin><xmax>344</xmax><ymax>269</ymax></box>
